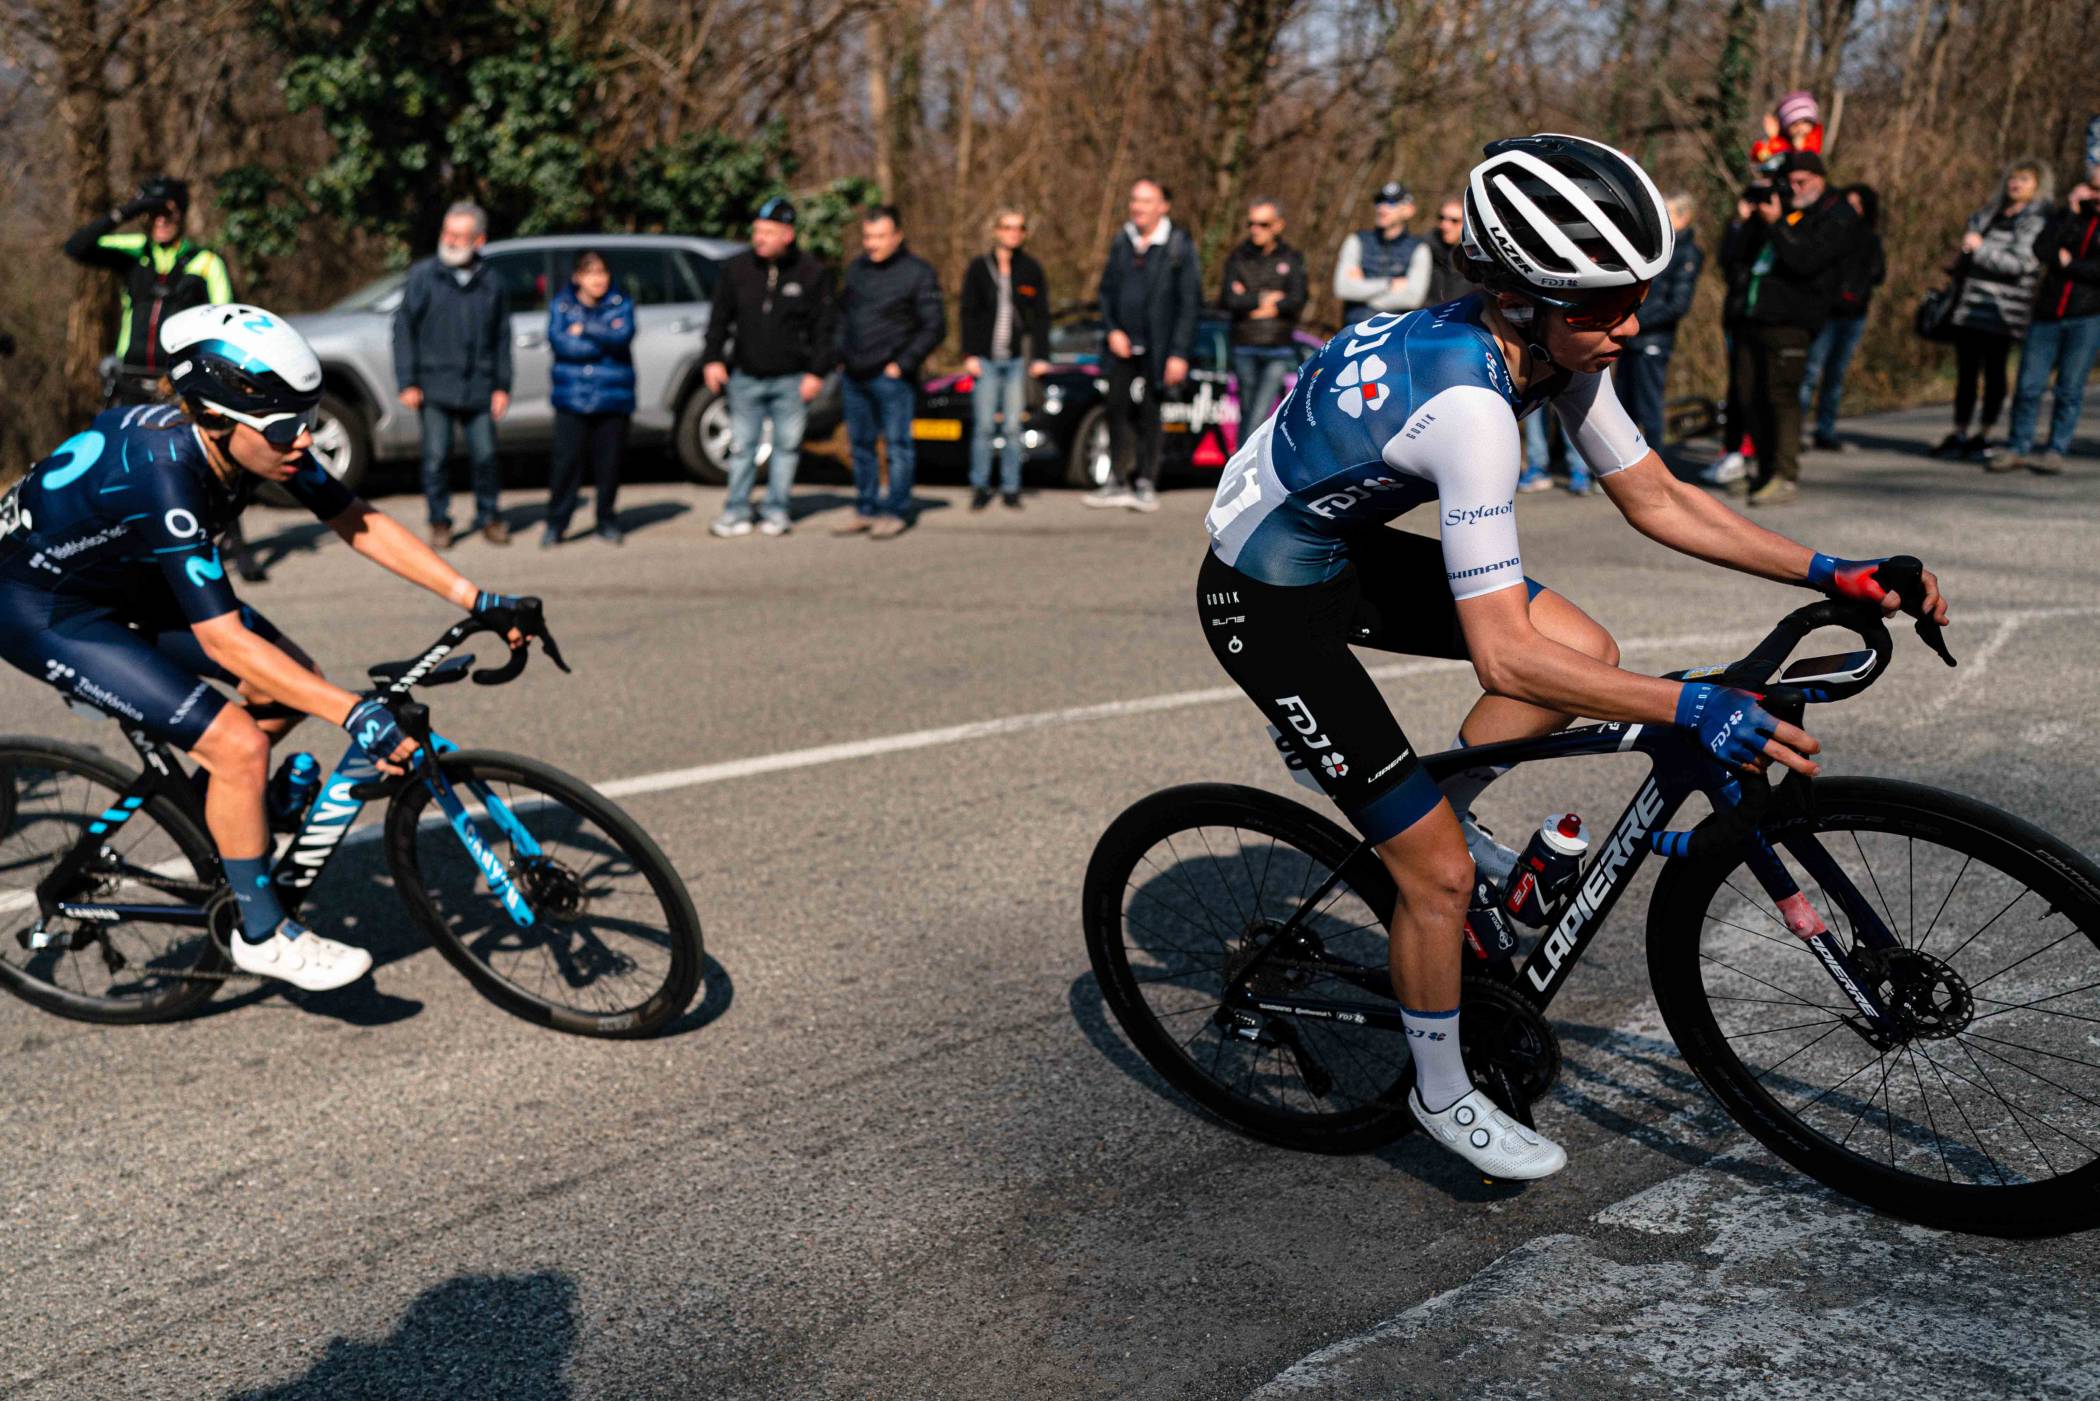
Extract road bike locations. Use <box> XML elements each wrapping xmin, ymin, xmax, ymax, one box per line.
<box><xmin>0</xmin><ymin>601</ymin><xmax>703</xmax><ymax>1038</ymax></box>
<box><xmin>1084</xmin><ymin>561</ymin><xmax>2100</xmax><ymax>1235</ymax></box>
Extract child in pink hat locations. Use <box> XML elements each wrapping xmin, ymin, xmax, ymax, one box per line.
<box><xmin>1752</xmin><ymin>90</ymin><xmax>1825</xmax><ymax>170</ymax></box>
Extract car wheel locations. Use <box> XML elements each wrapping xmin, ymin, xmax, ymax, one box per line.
<box><xmin>259</xmin><ymin>391</ymin><xmax>368</xmax><ymax>507</ymax></box>
<box><xmin>1063</xmin><ymin>406</ymin><xmax>1113</xmax><ymax>489</ymax></box>
<box><xmin>675</xmin><ymin>387</ymin><xmax>774</xmax><ymax>486</ymax></box>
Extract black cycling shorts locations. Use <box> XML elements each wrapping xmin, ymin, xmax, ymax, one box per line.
<box><xmin>0</xmin><ymin>584</ymin><xmax>288</xmax><ymax>749</ymax></box>
<box><xmin>1198</xmin><ymin>528</ymin><xmax>1544</xmax><ymax>846</ymax></box>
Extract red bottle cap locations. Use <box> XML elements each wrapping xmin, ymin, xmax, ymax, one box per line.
<box><xmin>1557</xmin><ymin>813</ymin><xmax>1584</xmax><ymax>838</ymax></box>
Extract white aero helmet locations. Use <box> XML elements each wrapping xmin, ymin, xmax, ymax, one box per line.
<box><xmin>1460</xmin><ymin>134</ymin><xmax>1672</xmax><ymax>313</ymax></box>
<box><xmin>160</xmin><ymin>303</ymin><xmax>324</xmax><ymax>444</ymax></box>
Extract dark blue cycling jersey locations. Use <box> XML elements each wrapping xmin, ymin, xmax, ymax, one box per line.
<box><xmin>0</xmin><ymin>402</ymin><xmax>354</xmax><ymax>623</ymax></box>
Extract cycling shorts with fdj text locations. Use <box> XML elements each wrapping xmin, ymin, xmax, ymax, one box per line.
<box><xmin>1198</xmin><ymin>528</ymin><xmax>1544</xmax><ymax>845</ymax></box>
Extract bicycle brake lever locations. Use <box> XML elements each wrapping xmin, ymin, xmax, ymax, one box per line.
<box><xmin>1915</xmin><ymin>616</ymin><xmax>1957</xmax><ymax>668</ymax></box>
<box><xmin>536</xmin><ymin>624</ymin><xmax>571</xmax><ymax>674</ymax></box>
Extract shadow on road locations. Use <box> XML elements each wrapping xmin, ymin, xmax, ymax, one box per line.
<box><xmin>229</xmin><ymin>1269</ymin><xmax>578</xmax><ymax>1400</ymax></box>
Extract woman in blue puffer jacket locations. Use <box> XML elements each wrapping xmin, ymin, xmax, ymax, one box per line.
<box><xmin>545</xmin><ymin>250</ymin><xmax>637</xmax><ymax>545</ymax></box>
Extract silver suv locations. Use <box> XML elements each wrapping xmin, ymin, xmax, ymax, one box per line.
<box><xmin>288</xmin><ymin>233</ymin><xmax>838</xmax><ymax>493</ymax></box>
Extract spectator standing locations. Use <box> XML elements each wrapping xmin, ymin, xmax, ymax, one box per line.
<box><xmin>62</xmin><ymin>175</ymin><xmax>263</xmax><ymax>582</ymax></box>
<box><xmin>544</xmin><ymin>250</ymin><xmax>635</xmax><ymax>547</ymax></box>
<box><xmin>1799</xmin><ymin>184</ymin><xmax>1886</xmax><ymax>451</ymax></box>
<box><xmin>1617</xmin><ymin>191</ymin><xmax>1703</xmax><ymax>454</ymax></box>
<box><xmin>1423</xmin><ymin>198</ymin><xmax>1478</xmax><ymax>306</ymax></box>
<box><xmin>834</xmin><ymin>205</ymin><xmax>943</xmax><ymax>538</ymax></box>
<box><xmin>1221</xmin><ymin>197</ymin><xmax>1309</xmax><ymax>428</ymax></box>
<box><xmin>703</xmin><ymin>197</ymin><xmax>837</xmax><ymax>537</ymax></box>
<box><xmin>1936</xmin><ymin>160</ymin><xmax>2053</xmax><ymax>463</ymax></box>
<box><xmin>392</xmin><ymin>202</ymin><xmax>513</xmax><ymax>549</ymax></box>
<box><xmin>1731</xmin><ymin>152</ymin><xmax>1859</xmax><ymax>505</ymax></box>
<box><xmin>1086</xmin><ymin>179</ymin><xmax>1200</xmax><ymax>514</ymax></box>
<box><xmin>2001</xmin><ymin>167</ymin><xmax>2100</xmax><ymax>474</ymax></box>
<box><xmin>1332</xmin><ymin>183</ymin><xmax>1429</xmax><ymax>325</ymax></box>
<box><xmin>1702</xmin><ymin>183</ymin><xmax>1767</xmax><ymax>486</ymax></box>
<box><xmin>959</xmin><ymin>208</ymin><xmax>1051</xmax><ymax>510</ymax></box>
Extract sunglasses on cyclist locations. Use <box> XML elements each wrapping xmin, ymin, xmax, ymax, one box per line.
<box><xmin>1555</xmin><ymin>280</ymin><xmax>1651</xmax><ymax>332</ymax></box>
<box><xmin>216</xmin><ymin>403</ymin><xmax>320</xmax><ymax>448</ymax></box>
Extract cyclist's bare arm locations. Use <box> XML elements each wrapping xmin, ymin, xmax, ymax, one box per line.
<box><xmin>190</xmin><ymin>611</ymin><xmax>418</xmax><ymax>769</ymax></box>
<box><xmin>1453</xmin><ymin>583</ymin><xmax>1822</xmax><ymax>776</ymax></box>
<box><xmin>324</xmin><ymin>501</ymin><xmax>524</xmax><ymax>646</ymax></box>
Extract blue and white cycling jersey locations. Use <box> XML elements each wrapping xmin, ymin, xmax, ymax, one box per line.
<box><xmin>0</xmin><ymin>402</ymin><xmax>354</xmax><ymax>623</ymax></box>
<box><xmin>1204</xmin><ymin>295</ymin><xmax>1649</xmax><ymax>596</ymax></box>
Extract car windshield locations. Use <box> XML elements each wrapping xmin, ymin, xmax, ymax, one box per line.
<box><xmin>329</xmin><ymin>273</ymin><xmax>408</xmax><ymax>312</ymax></box>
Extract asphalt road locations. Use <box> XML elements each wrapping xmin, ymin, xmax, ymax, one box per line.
<box><xmin>5</xmin><ymin>407</ymin><xmax>2099</xmax><ymax>1399</ymax></box>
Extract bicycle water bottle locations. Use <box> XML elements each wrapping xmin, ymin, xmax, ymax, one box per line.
<box><xmin>1502</xmin><ymin>813</ymin><xmax>1590</xmax><ymax>928</ymax></box>
<box><xmin>267</xmin><ymin>752</ymin><xmax>320</xmax><ymax>833</ymax></box>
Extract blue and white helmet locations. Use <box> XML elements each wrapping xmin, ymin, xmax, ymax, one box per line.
<box><xmin>161</xmin><ymin>303</ymin><xmax>323</xmax><ymax>439</ymax></box>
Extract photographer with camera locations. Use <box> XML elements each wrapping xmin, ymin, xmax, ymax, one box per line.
<box><xmin>1728</xmin><ymin>152</ymin><xmax>1860</xmax><ymax>506</ymax></box>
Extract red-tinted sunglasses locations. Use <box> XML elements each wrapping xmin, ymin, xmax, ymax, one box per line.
<box><xmin>1557</xmin><ymin>280</ymin><xmax>1651</xmax><ymax>331</ymax></box>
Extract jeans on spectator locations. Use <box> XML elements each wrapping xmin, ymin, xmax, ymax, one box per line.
<box><xmin>2008</xmin><ymin>314</ymin><xmax>2100</xmax><ymax>456</ymax></box>
<box><xmin>969</xmin><ymin>358</ymin><xmax>1027</xmax><ymax>495</ymax></box>
<box><xmin>1104</xmin><ymin>354</ymin><xmax>1163</xmax><ymax>488</ymax></box>
<box><xmin>1799</xmin><ymin>315</ymin><xmax>1867</xmax><ymax>442</ymax></box>
<box><xmin>1232</xmin><ymin>347</ymin><xmax>1295</xmax><ymax>431</ymax></box>
<box><xmin>1520</xmin><ymin>407</ymin><xmax>1581</xmax><ymax>474</ymax></box>
<box><xmin>1734</xmin><ymin>323</ymin><xmax>1813</xmax><ymax>486</ymax></box>
<box><xmin>548</xmin><ymin>410</ymin><xmax>628</xmax><ymax>536</ymax></box>
<box><xmin>1614</xmin><ymin>334</ymin><xmax>1672</xmax><ymax>450</ymax></box>
<box><xmin>725</xmin><ymin>371</ymin><xmax>809</xmax><ymax>521</ymax></box>
<box><xmin>420</xmin><ymin>403</ymin><xmax>501</xmax><ymax>528</ymax></box>
<box><xmin>842</xmin><ymin>372</ymin><xmax>917</xmax><ymax>518</ymax></box>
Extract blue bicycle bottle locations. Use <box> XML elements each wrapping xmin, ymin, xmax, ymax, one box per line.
<box><xmin>267</xmin><ymin>751</ymin><xmax>320</xmax><ymax>833</ymax></box>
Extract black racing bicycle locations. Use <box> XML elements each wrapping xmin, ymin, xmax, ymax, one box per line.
<box><xmin>1085</xmin><ymin>560</ymin><xmax>2100</xmax><ymax>1236</ymax></box>
<box><xmin>0</xmin><ymin>601</ymin><xmax>703</xmax><ymax>1038</ymax></box>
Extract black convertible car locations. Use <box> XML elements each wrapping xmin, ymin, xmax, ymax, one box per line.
<box><xmin>907</xmin><ymin>308</ymin><xmax>1324</xmax><ymax>488</ymax></box>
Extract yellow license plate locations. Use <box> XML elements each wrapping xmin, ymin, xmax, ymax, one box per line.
<box><xmin>911</xmin><ymin>418</ymin><xmax>963</xmax><ymax>441</ymax></box>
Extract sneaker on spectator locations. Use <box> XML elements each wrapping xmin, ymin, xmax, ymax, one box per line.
<box><xmin>832</xmin><ymin>515</ymin><xmax>875</xmax><ymax>536</ymax></box>
<box><xmin>1747</xmin><ymin>477</ymin><xmax>1797</xmax><ymax>506</ymax></box>
<box><xmin>1516</xmin><ymin>465</ymin><xmax>1552</xmax><ymax>493</ymax></box>
<box><xmin>1567</xmin><ymin>466</ymin><xmax>1593</xmax><ymax>496</ymax></box>
<box><xmin>759</xmin><ymin>509</ymin><xmax>791</xmax><ymax>536</ymax></box>
<box><xmin>1129</xmin><ymin>482</ymin><xmax>1160</xmax><ymax>513</ymax></box>
<box><xmin>595</xmin><ymin>522</ymin><xmax>625</xmax><ymax>546</ymax></box>
<box><xmin>970</xmin><ymin>487</ymin><xmax>993</xmax><ymax>511</ymax></box>
<box><xmin>1000</xmin><ymin>492</ymin><xmax>1024</xmax><ymax>510</ymax></box>
<box><xmin>2029</xmin><ymin>451</ymin><xmax>2066</xmax><ymax>476</ymax></box>
<box><xmin>1987</xmin><ymin>450</ymin><xmax>2027</xmax><ymax>474</ymax></box>
<box><xmin>709</xmin><ymin>513</ymin><xmax>754</xmax><ymax>538</ymax></box>
<box><xmin>1930</xmin><ymin>431</ymin><xmax>1968</xmax><ymax>457</ymax></box>
<box><xmin>1812</xmin><ymin>432</ymin><xmax>1842</xmax><ymax>451</ymax></box>
<box><xmin>1083</xmin><ymin>484</ymin><xmax>1136</xmax><ymax>509</ymax></box>
<box><xmin>1967</xmin><ymin>436</ymin><xmax>1997</xmax><ymax>464</ymax></box>
<box><xmin>428</xmin><ymin>521</ymin><xmax>453</xmax><ymax>551</ymax></box>
<box><xmin>869</xmin><ymin>515</ymin><xmax>908</xmax><ymax>539</ymax></box>
<box><xmin>1700</xmin><ymin>450</ymin><xmax>1747</xmax><ymax>486</ymax></box>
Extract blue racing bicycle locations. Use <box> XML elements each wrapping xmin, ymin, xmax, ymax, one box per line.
<box><xmin>0</xmin><ymin>602</ymin><xmax>702</xmax><ymax>1037</ymax></box>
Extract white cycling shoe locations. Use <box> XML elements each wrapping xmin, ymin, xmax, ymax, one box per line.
<box><xmin>229</xmin><ymin>921</ymin><xmax>373</xmax><ymax>992</ymax></box>
<box><xmin>1409</xmin><ymin>1086</ymin><xmax>1567</xmax><ymax>1181</ymax></box>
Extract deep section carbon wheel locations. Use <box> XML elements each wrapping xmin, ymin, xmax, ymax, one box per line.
<box><xmin>1649</xmin><ymin>777</ymin><xmax>2100</xmax><ymax>1236</ymax></box>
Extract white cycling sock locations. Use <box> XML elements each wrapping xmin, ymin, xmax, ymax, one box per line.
<box><xmin>1403</xmin><ymin>1006</ymin><xmax>1469</xmax><ymax>1113</ymax></box>
<box><xmin>1440</xmin><ymin>732</ymin><xmax>1510</xmax><ymax>821</ymax></box>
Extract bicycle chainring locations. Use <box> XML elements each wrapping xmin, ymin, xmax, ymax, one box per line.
<box><xmin>1461</xmin><ymin>975</ymin><xmax>1562</xmax><ymax>1110</ymax></box>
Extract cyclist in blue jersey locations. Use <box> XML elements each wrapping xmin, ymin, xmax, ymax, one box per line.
<box><xmin>0</xmin><ymin>304</ymin><xmax>541</xmax><ymax>992</ymax></box>
<box><xmin>1199</xmin><ymin>135</ymin><xmax>1950</xmax><ymax>1180</ymax></box>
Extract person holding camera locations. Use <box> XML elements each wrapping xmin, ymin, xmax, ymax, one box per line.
<box><xmin>1729</xmin><ymin>152</ymin><xmax>1860</xmax><ymax>505</ymax></box>
<box><xmin>2001</xmin><ymin>167</ymin><xmax>2100</xmax><ymax>475</ymax></box>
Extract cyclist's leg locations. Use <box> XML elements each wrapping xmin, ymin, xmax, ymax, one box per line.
<box><xmin>141</xmin><ymin>600</ymin><xmax>322</xmax><ymax>746</ymax></box>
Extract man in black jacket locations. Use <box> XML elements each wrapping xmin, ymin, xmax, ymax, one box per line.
<box><xmin>1616</xmin><ymin>192</ymin><xmax>1703</xmax><ymax>454</ymax></box>
<box><xmin>959</xmin><ymin>208</ymin><xmax>1052</xmax><ymax>510</ymax></box>
<box><xmin>834</xmin><ymin>205</ymin><xmax>944</xmax><ymax>538</ymax></box>
<box><xmin>702</xmin><ymin>197</ymin><xmax>838</xmax><ymax>537</ymax></box>
<box><xmin>392</xmin><ymin>202</ymin><xmax>514</xmax><ymax>548</ymax></box>
<box><xmin>1088</xmin><ymin>178</ymin><xmax>1201</xmax><ymax>513</ymax></box>
<box><xmin>1732</xmin><ymin>152</ymin><xmax>1860</xmax><ymax>505</ymax></box>
<box><xmin>1221</xmin><ymin>197</ymin><xmax>1308</xmax><ymax>430</ymax></box>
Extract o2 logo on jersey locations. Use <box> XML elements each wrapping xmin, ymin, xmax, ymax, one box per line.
<box><xmin>164</xmin><ymin>509</ymin><xmax>202</xmax><ymax>539</ymax></box>
<box><xmin>1332</xmin><ymin>354</ymin><xmax>1390</xmax><ymax>418</ymax></box>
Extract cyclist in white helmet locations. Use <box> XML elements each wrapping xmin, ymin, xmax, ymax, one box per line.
<box><xmin>1199</xmin><ymin>135</ymin><xmax>1949</xmax><ymax>1180</ymax></box>
<box><xmin>0</xmin><ymin>305</ymin><xmax>542</xmax><ymax>992</ymax></box>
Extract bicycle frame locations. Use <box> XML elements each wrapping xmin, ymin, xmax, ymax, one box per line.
<box><xmin>1225</xmin><ymin>720</ymin><xmax>1911</xmax><ymax>1044</ymax></box>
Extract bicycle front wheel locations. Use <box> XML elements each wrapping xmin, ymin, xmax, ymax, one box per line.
<box><xmin>385</xmin><ymin>751</ymin><xmax>702</xmax><ymax>1038</ymax></box>
<box><xmin>1083</xmin><ymin>783</ymin><xmax>1416</xmax><ymax>1153</ymax></box>
<box><xmin>1649</xmin><ymin>776</ymin><xmax>2100</xmax><ymax>1235</ymax></box>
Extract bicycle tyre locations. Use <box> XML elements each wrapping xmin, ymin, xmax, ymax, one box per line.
<box><xmin>384</xmin><ymin>750</ymin><xmax>703</xmax><ymax>1038</ymax></box>
<box><xmin>1649</xmin><ymin>776</ymin><xmax>2100</xmax><ymax>1236</ymax></box>
<box><xmin>0</xmin><ymin>737</ymin><xmax>224</xmax><ymax>1023</ymax></box>
<box><xmin>1083</xmin><ymin>782</ymin><xmax>1417</xmax><ymax>1153</ymax></box>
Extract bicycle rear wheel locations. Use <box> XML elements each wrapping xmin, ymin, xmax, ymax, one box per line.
<box><xmin>385</xmin><ymin>751</ymin><xmax>702</xmax><ymax>1038</ymax></box>
<box><xmin>0</xmin><ymin>738</ymin><xmax>224</xmax><ymax>1022</ymax></box>
<box><xmin>1649</xmin><ymin>776</ymin><xmax>2100</xmax><ymax>1235</ymax></box>
<box><xmin>1083</xmin><ymin>783</ymin><xmax>1416</xmax><ymax>1152</ymax></box>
